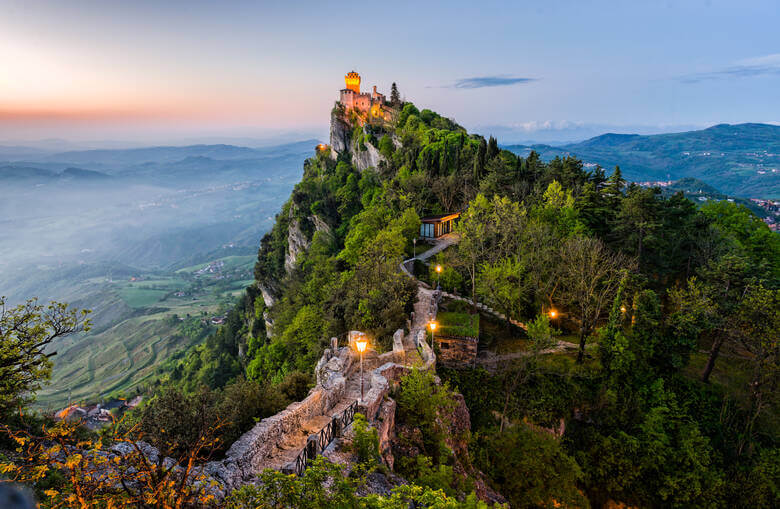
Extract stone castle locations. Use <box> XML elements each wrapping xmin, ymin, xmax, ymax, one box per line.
<box><xmin>338</xmin><ymin>71</ymin><xmax>388</xmax><ymax>119</ymax></box>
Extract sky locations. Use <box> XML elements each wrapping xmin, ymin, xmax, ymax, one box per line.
<box><xmin>1</xmin><ymin>0</ymin><xmax>778</xmax><ymax>146</ymax></box>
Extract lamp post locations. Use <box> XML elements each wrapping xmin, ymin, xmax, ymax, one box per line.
<box><xmin>355</xmin><ymin>336</ymin><xmax>368</xmax><ymax>402</ymax></box>
<box><xmin>413</xmin><ymin>238</ymin><xmax>417</xmax><ymax>259</ymax></box>
<box><xmin>435</xmin><ymin>264</ymin><xmax>442</xmax><ymax>289</ymax></box>
<box><xmin>429</xmin><ymin>321</ymin><xmax>437</xmax><ymax>347</ymax></box>
<box><xmin>549</xmin><ymin>309</ymin><xmax>558</xmax><ymax>328</ymax></box>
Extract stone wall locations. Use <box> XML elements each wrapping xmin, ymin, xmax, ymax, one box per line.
<box><xmin>205</xmin><ymin>345</ymin><xmax>355</xmax><ymax>490</ymax></box>
<box><xmin>435</xmin><ymin>335</ymin><xmax>478</xmax><ymax>367</ymax></box>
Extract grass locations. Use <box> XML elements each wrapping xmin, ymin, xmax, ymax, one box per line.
<box><xmin>119</xmin><ymin>287</ymin><xmax>170</xmax><ymax>308</ymax></box>
<box><xmin>437</xmin><ymin>311</ymin><xmax>479</xmax><ymax>338</ymax></box>
<box><xmin>175</xmin><ymin>255</ymin><xmax>255</xmax><ymax>274</ymax></box>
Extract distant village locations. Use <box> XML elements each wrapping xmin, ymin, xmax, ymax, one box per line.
<box><xmin>55</xmin><ymin>395</ymin><xmax>143</xmax><ymax>429</ymax></box>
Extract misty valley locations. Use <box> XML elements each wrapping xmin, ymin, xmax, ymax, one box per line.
<box><xmin>0</xmin><ymin>142</ymin><xmax>311</xmax><ymax>409</ymax></box>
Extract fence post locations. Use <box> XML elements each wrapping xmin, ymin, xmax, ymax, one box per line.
<box><xmin>306</xmin><ymin>434</ymin><xmax>318</xmax><ymax>459</ymax></box>
<box><xmin>331</xmin><ymin>414</ymin><xmax>342</xmax><ymax>438</ymax></box>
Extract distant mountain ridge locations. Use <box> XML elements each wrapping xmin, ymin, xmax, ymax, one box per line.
<box><xmin>0</xmin><ymin>165</ymin><xmax>111</xmax><ymax>182</ymax></box>
<box><xmin>505</xmin><ymin>123</ymin><xmax>780</xmax><ymax>198</ymax></box>
<box><xmin>0</xmin><ymin>140</ymin><xmax>317</xmax><ymax>185</ymax></box>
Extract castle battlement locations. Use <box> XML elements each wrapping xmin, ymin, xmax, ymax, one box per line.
<box><xmin>338</xmin><ymin>71</ymin><xmax>387</xmax><ymax>120</ymax></box>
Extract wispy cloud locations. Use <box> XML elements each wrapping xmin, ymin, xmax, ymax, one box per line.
<box><xmin>434</xmin><ymin>75</ymin><xmax>537</xmax><ymax>89</ymax></box>
<box><xmin>679</xmin><ymin>53</ymin><xmax>780</xmax><ymax>83</ymax></box>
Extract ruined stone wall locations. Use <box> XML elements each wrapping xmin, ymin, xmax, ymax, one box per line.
<box><xmin>435</xmin><ymin>335</ymin><xmax>478</xmax><ymax>367</ymax></box>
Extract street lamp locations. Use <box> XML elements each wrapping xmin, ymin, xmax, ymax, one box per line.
<box><xmin>620</xmin><ymin>305</ymin><xmax>627</xmax><ymax>313</ymax></box>
<box><xmin>549</xmin><ymin>309</ymin><xmax>557</xmax><ymax>319</ymax></box>
<box><xmin>435</xmin><ymin>264</ymin><xmax>442</xmax><ymax>289</ymax></box>
<box><xmin>429</xmin><ymin>321</ymin><xmax>437</xmax><ymax>346</ymax></box>
<box><xmin>355</xmin><ymin>336</ymin><xmax>368</xmax><ymax>402</ymax></box>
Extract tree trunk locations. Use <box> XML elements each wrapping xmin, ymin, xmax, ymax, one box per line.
<box><xmin>576</xmin><ymin>327</ymin><xmax>587</xmax><ymax>364</ymax></box>
<box><xmin>471</xmin><ymin>263</ymin><xmax>478</xmax><ymax>314</ymax></box>
<box><xmin>701</xmin><ymin>336</ymin><xmax>725</xmax><ymax>383</ymax></box>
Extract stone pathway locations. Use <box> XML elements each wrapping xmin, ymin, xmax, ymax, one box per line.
<box><xmin>258</xmin><ymin>354</ymin><xmax>382</xmax><ymax>472</ymax></box>
<box><xmin>250</xmin><ymin>235</ymin><xmax>459</xmax><ymax>475</ymax></box>
<box><xmin>416</xmin><ymin>233</ymin><xmax>459</xmax><ymax>261</ymax></box>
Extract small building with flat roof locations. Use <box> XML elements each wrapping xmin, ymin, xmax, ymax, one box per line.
<box><xmin>419</xmin><ymin>213</ymin><xmax>459</xmax><ymax>238</ymax></box>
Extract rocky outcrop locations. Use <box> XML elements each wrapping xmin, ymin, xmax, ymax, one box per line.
<box><xmin>351</xmin><ymin>141</ymin><xmax>384</xmax><ymax>172</ymax></box>
<box><xmin>285</xmin><ymin>216</ymin><xmax>310</xmax><ymax>274</ymax></box>
<box><xmin>328</xmin><ymin>110</ymin><xmax>386</xmax><ymax>171</ymax></box>
<box><xmin>308</xmin><ymin>214</ymin><xmax>332</xmax><ymax>237</ymax></box>
<box><xmin>329</xmin><ymin>112</ymin><xmax>351</xmax><ymax>159</ymax></box>
<box><xmin>258</xmin><ymin>283</ymin><xmax>276</xmax><ymax>308</ymax></box>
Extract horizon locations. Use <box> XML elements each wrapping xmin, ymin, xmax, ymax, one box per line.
<box><xmin>1</xmin><ymin>120</ymin><xmax>778</xmax><ymax>154</ymax></box>
<box><xmin>1</xmin><ymin>0</ymin><xmax>778</xmax><ymax>146</ymax></box>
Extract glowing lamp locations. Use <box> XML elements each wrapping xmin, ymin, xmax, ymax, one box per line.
<box><xmin>355</xmin><ymin>337</ymin><xmax>368</xmax><ymax>353</ymax></box>
<box><xmin>429</xmin><ymin>321</ymin><xmax>437</xmax><ymax>332</ymax></box>
<box><xmin>435</xmin><ymin>264</ymin><xmax>442</xmax><ymax>273</ymax></box>
<box><xmin>549</xmin><ymin>310</ymin><xmax>558</xmax><ymax>319</ymax></box>
<box><xmin>620</xmin><ymin>305</ymin><xmax>627</xmax><ymax>313</ymax></box>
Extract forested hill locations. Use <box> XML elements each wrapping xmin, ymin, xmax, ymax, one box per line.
<box><xmin>505</xmin><ymin>123</ymin><xmax>780</xmax><ymax>198</ymax></box>
<box><xmin>154</xmin><ymin>100</ymin><xmax>779</xmax><ymax>507</ymax></box>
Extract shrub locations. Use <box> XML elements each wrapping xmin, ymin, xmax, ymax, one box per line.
<box><xmin>350</xmin><ymin>412</ymin><xmax>380</xmax><ymax>468</ymax></box>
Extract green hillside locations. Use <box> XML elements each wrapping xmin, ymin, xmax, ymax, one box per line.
<box><xmin>34</xmin><ymin>254</ymin><xmax>256</xmax><ymax>409</ymax></box>
<box><xmin>506</xmin><ymin>123</ymin><xmax>780</xmax><ymax>198</ymax></box>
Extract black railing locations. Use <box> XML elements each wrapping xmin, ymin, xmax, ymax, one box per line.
<box><xmin>283</xmin><ymin>400</ymin><xmax>359</xmax><ymax>476</ymax></box>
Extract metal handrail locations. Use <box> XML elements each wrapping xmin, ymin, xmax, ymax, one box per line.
<box><xmin>285</xmin><ymin>400</ymin><xmax>359</xmax><ymax>476</ymax></box>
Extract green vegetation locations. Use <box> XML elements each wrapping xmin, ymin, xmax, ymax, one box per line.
<box><xmin>224</xmin><ymin>457</ymin><xmax>499</xmax><ymax>508</ymax></box>
<box><xmin>167</xmin><ymin>100</ymin><xmax>777</xmax><ymax>507</ymax></box>
<box><xmin>506</xmin><ymin>123</ymin><xmax>780</xmax><ymax>198</ymax></box>
<box><xmin>5</xmin><ymin>98</ymin><xmax>778</xmax><ymax>508</ymax></box>
<box><xmin>34</xmin><ymin>254</ymin><xmax>255</xmax><ymax>409</ymax></box>
<box><xmin>437</xmin><ymin>311</ymin><xmax>479</xmax><ymax>338</ymax></box>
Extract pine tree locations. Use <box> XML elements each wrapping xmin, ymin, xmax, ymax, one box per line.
<box><xmin>390</xmin><ymin>82</ymin><xmax>400</xmax><ymax>106</ymax></box>
<box><xmin>487</xmin><ymin>136</ymin><xmax>499</xmax><ymax>159</ymax></box>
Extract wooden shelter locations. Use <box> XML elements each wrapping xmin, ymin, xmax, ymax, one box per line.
<box><xmin>419</xmin><ymin>213</ymin><xmax>459</xmax><ymax>238</ymax></box>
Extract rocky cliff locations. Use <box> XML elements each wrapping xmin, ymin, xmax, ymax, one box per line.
<box><xmin>328</xmin><ymin>110</ymin><xmax>386</xmax><ymax>172</ymax></box>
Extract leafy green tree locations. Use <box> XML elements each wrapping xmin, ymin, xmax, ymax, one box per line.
<box><xmin>395</xmin><ymin>369</ymin><xmax>458</xmax><ymax>467</ymax></box>
<box><xmin>475</xmin><ymin>257</ymin><xmax>529</xmax><ymax>322</ymax></box>
<box><xmin>474</xmin><ymin>425</ymin><xmax>588</xmax><ymax>509</ymax></box>
<box><xmin>612</xmin><ymin>184</ymin><xmax>661</xmax><ymax>271</ymax></box>
<box><xmin>532</xmin><ymin>180</ymin><xmax>584</xmax><ymax>237</ymax></box>
<box><xmin>556</xmin><ymin>236</ymin><xmax>634</xmax><ymax>363</ymax></box>
<box><xmin>225</xmin><ymin>457</ymin><xmax>500</xmax><ymax>508</ymax></box>
<box><xmin>0</xmin><ymin>297</ymin><xmax>90</xmax><ymax>414</ymax></box>
<box><xmin>702</xmin><ymin>200</ymin><xmax>780</xmax><ymax>281</ymax></box>
<box><xmin>351</xmin><ymin>412</ymin><xmax>380</xmax><ymax>468</ymax></box>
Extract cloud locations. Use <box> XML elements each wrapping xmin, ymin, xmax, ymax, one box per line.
<box><xmin>679</xmin><ymin>53</ymin><xmax>780</xmax><ymax>83</ymax></box>
<box><xmin>435</xmin><ymin>75</ymin><xmax>537</xmax><ymax>89</ymax></box>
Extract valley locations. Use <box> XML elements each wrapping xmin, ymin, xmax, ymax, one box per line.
<box><xmin>0</xmin><ymin>141</ymin><xmax>311</xmax><ymax>410</ymax></box>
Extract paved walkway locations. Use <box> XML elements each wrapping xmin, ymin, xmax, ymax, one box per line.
<box><xmin>416</xmin><ymin>233</ymin><xmax>460</xmax><ymax>261</ymax></box>
<box><xmin>259</xmin><ymin>354</ymin><xmax>383</xmax><ymax>472</ymax></box>
<box><xmin>256</xmin><ymin>234</ymin><xmax>461</xmax><ymax>473</ymax></box>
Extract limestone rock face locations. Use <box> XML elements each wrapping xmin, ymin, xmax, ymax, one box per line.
<box><xmin>351</xmin><ymin>141</ymin><xmax>384</xmax><ymax>172</ymax></box>
<box><xmin>259</xmin><ymin>283</ymin><xmax>276</xmax><ymax>308</ymax></box>
<box><xmin>285</xmin><ymin>216</ymin><xmax>310</xmax><ymax>274</ymax></box>
<box><xmin>329</xmin><ymin>112</ymin><xmax>351</xmax><ymax>158</ymax></box>
<box><xmin>262</xmin><ymin>310</ymin><xmax>274</xmax><ymax>339</ymax></box>
<box><xmin>308</xmin><ymin>214</ymin><xmax>332</xmax><ymax>237</ymax></box>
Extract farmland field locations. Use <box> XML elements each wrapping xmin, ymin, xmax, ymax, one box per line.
<box><xmin>35</xmin><ymin>254</ymin><xmax>256</xmax><ymax>409</ymax></box>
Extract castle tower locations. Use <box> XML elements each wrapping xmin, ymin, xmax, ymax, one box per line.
<box><xmin>345</xmin><ymin>71</ymin><xmax>361</xmax><ymax>94</ymax></box>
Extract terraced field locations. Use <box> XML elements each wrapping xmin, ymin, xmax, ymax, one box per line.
<box><xmin>35</xmin><ymin>255</ymin><xmax>256</xmax><ymax>410</ymax></box>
